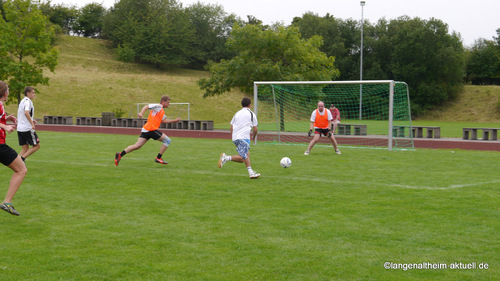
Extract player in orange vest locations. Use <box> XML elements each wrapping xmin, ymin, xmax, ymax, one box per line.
<box><xmin>115</xmin><ymin>95</ymin><xmax>180</xmax><ymax>166</ymax></box>
<box><xmin>304</xmin><ymin>101</ymin><xmax>341</xmax><ymax>155</ymax></box>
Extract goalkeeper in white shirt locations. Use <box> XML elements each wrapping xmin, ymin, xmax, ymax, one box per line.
<box><xmin>17</xmin><ymin>87</ymin><xmax>40</xmax><ymax>162</ymax></box>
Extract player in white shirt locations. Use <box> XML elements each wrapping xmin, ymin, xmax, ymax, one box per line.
<box><xmin>218</xmin><ymin>97</ymin><xmax>260</xmax><ymax>179</ymax></box>
<box><xmin>17</xmin><ymin>87</ymin><xmax>40</xmax><ymax>161</ymax></box>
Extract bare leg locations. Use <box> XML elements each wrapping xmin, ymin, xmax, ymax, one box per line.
<box><xmin>124</xmin><ymin>138</ymin><xmax>148</xmax><ymax>154</ymax></box>
<box><xmin>20</xmin><ymin>143</ymin><xmax>40</xmax><ymax>159</ymax></box>
<box><xmin>329</xmin><ymin>135</ymin><xmax>339</xmax><ymax>151</ymax></box>
<box><xmin>306</xmin><ymin>134</ymin><xmax>320</xmax><ymax>152</ymax></box>
<box><xmin>230</xmin><ymin>154</ymin><xmax>251</xmax><ymax>168</ymax></box>
<box><xmin>3</xmin><ymin>156</ymin><xmax>27</xmax><ymax>203</ymax></box>
<box><xmin>158</xmin><ymin>134</ymin><xmax>168</xmax><ymax>156</ymax></box>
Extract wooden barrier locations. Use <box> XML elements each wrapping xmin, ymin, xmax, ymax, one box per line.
<box><xmin>393</xmin><ymin>126</ymin><xmax>440</xmax><ymax>138</ymax></box>
<box><xmin>336</xmin><ymin>124</ymin><xmax>367</xmax><ymax>136</ymax></box>
<box><xmin>463</xmin><ymin>128</ymin><xmax>499</xmax><ymax>141</ymax></box>
<box><xmin>43</xmin><ymin>116</ymin><xmax>73</xmax><ymax>125</ymax></box>
<box><xmin>46</xmin><ymin>116</ymin><xmax>213</xmax><ymax>130</ymax></box>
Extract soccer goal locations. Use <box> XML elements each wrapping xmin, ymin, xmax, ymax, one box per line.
<box><xmin>130</xmin><ymin>103</ymin><xmax>191</xmax><ymax>120</ymax></box>
<box><xmin>253</xmin><ymin>80</ymin><xmax>414</xmax><ymax>151</ymax></box>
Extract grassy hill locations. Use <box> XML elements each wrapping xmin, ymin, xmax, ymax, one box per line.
<box><xmin>5</xmin><ymin>35</ymin><xmax>500</xmax><ymax>126</ymax></box>
<box><xmin>419</xmin><ymin>85</ymin><xmax>500</xmax><ymax>122</ymax></box>
<box><xmin>5</xmin><ymin>35</ymin><xmax>245</xmax><ymax>126</ymax></box>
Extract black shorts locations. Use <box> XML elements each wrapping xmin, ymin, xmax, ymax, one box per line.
<box><xmin>0</xmin><ymin>144</ymin><xmax>19</xmax><ymax>166</ymax></box>
<box><xmin>140</xmin><ymin>130</ymin><xmax>163</xmax><ymax>140</ymax></box>
<box><xmin>18</xmin><ymin>130</ymin><xmax>39</xmax><ymax>146</ymax></box>
<box><xmin>315</xmin><ymin>128</ymin><xmax>330</xmax><ymax>136</ymax></box>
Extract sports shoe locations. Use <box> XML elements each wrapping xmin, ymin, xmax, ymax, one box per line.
<box><xmin>335</xmin><ymin>150</ymin><xmax>342</xmax><ymax>155</ymax></box>
<box><xmin>155</xmin><ymin>157</ymin><xmax>168</xmax><ymax>165</ymax></box>
<box><xmin>218</xmin><ymin>153</ymin><xmax>227</xmax><ymax>168</ymax></box>
<box><xmin>1</xmin><ymin>203</ymin><xmax>20</xmax><ymax>216</ymax></box>
<box><xmin>249</xmin><ymin>172</ymin><xmax>261</xmax><ymax>179</ymax></box>
<box><xmin>304</xmin><ymin>150</ymin><xmax>310</xmax><ymax>155</ymax></box>
<box><xmin>115</xmin><ymin>152</ymin><xmax>122</xmax><ymax>166</ymax></box>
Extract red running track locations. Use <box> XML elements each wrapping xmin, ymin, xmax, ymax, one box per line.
<box><xmin>37</xmin><ymin>124</ymin><xmax>500</xmax><ymax>152</ymax></box>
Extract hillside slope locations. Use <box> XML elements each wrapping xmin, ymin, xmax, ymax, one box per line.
<box><xmin>419</xmin><ymin>85</ymin><xmax>500</xmax><ymax>123</ymax></box>
<box><xmin>5</xmin><ymin>35</ymin><xmax>244</xmax><ymax>126</ymax></box>
<box><xmin>5</xmin><ymin>35</ymin><xmax>499</xmax><ymax>125</ymax></box>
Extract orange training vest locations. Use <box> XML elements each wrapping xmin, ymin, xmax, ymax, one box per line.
<box><xmin>314</xmin><ymin>109</ymin><xmax>329</xmax><ymax>129</ymax></box>
<box><xmin>143</xmin><ymin>108</ymin><xmax>165</xmax><ymax>131</ymax></box>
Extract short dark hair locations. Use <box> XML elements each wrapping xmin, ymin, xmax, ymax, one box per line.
<box><xmin>24</xmin><ymin>86</ymin><xmax>35</xmax><ymax>95</ymax></box>
<box><xmin>241</xmin><ymin>97</ymin><xmax>251</xmax><ymax>107</ymax></box>
<box><xmin>161</xmin><ymin>95</ymin><xmax>170</xmax><ymax>102</ymax></box>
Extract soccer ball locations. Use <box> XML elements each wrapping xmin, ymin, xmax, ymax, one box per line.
<box><xmin>280</xmin><ymin>157</ymin><xmax>292</xmax><ymax>168</ymax></box>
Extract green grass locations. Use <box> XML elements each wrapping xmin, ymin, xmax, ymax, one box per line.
<box><xmin>1</xmin><ymin>131</ymin><xmax>498</xmax><ymax>280</ymax></box>
<box><xmin>4</xmin><ymin>35</ymin><xmax>245</xmax><ymax>125</ymax></box>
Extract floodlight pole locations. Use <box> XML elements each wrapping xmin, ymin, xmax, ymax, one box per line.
<box><xmin>359</xmin><ymin>0</ymin><xmax>365</xmax><ymax>120</ymax></box>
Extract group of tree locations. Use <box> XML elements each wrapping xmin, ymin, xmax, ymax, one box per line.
<box><xmin>0</xmin><ymin>0</ymin><xmax>58</xmax><ymax>104</ymax></box>
<box><xmin>1</xmin><ymin>0</ymin><xmax>499</xmax><ymax>116</ymax></box>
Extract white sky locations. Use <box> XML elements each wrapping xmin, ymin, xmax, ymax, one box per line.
<box><xmin>51</xmin><ymin>0</ymin><xmax>499</xmax><ymax>47</ymax></box>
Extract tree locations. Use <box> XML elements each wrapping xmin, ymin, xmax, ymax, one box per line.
<box><xmin>73</xmin><ymin>2</ymin><xmax>106</xmax><ymax>38</ymax></box>
<box><xmin>377</xmin><ymin>17</ymin><xmax>465</xmax><ymax>114</ymax></box>
<box><xmin>466</xmin><ymin>38</ymin><xmax>500</xmax><ymax>85</ymax></box>
<box><xmin>0</xmin><ymin>0</ymin><xmax>59</xmax><ymax>104</ymax></box>
<box><xmin>292</xmin><ymin>13</ymin><xmax>360</xmax><ymax>80</ymax></box>
<box><xmin>38</xmin><ymin>1</ymin><xmax>78</xmax><ymax>35</ymax></box>
<box><xmin>198</xmin><ymin>24</ymin><xmax>340</xmax><ymax>97</ymax></box>
<box><xmin>185</xmin><ymin>2</ymin><xmax>241</xmax><ymax>67</ymax></box>
<box><xmin>102</xmin><ymin>0</ymin><xmax>196</xmax><ymax>67</ymax></box>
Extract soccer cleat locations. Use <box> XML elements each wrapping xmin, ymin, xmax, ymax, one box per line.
<box><xmin>155</xmin><ymin>157</ymin><xmax>168</xmax><ymax>165</ymax></box>
<box><xmin>218</xmin><ymin>153</ymin><xmax>227</xmax><ymax>168</ymax></box>
<box><xmin>335</xmin><ymin>150</ymin><xmax>342</xmax><ymax>155</ymax></box>
<box><xmin>249</xmin><ymin>172</ymin><xmax>261</xmax><ymax>179</ymax></box>
<box><xmin>1</xmin><ymin>203</ymin><xmax>20</xmax><ymax>216</ymax></box>
<box><xmin>115</xmin><ymin>152</ymin><xmax>122</xmax><ymax>166</ymax></box>
<box><xmin>304</xmin><ymin>150</ymin><xmax>310</xmax><ymax>155</ymax></box>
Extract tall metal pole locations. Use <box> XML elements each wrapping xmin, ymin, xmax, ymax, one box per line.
<box><xmin>359</xmin><ymin>1</ymin><xmax>365</xmax><ymax>120</ymax></box>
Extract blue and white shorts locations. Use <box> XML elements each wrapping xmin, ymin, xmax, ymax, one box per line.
<box><xmin>233</xmin><ymin>139</ymin><xmax>250</xmax><ymax>160</ymax></box>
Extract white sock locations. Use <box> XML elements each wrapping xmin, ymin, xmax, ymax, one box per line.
<box><xmin>227</xmin><ymin>156</ymin><xmax>232</xmax><ymax>161</ymax></box>
<box><xmin>247</xmin><ymin>167</ymin><xmax>253</xmax><ymax>174</ymax></box>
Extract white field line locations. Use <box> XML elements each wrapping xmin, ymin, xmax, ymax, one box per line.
<box><xmin>32</xmin><ymin>159</ymin><xmax>500</xmax><ymax>190</ymax></box>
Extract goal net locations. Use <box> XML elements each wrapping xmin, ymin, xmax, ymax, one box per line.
<box><xmin>253</xmin><ymin>80</ymin><xmax>414</xmax><ymax>151</ymax></box>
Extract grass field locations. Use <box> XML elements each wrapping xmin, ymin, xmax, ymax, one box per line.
<box><xmin>0</xmin><ymin>131</ymin><xmax>498</xmax><ymax>280</ymax></box>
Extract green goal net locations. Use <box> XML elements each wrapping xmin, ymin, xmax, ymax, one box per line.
<box><xmin>253</xmin><ymin>80</ymin><xmax>414</xmax><ymax>151</ymax></box>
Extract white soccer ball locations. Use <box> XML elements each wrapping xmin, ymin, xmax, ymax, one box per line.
<box><xmin>280</xmin><ymin>157</ymin><xmax>292</xmax><ymax>168</ymax></box>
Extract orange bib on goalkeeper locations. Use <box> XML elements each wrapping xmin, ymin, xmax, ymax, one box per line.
<box><xmin>143</xmin><ymin>107</ymin><xmax>165</xmax><ymax>131</ymax></box>
<box><xmin>314</xmin><ymin>109</ymin><xmax>330</xmax><ymax>129</ymax></box>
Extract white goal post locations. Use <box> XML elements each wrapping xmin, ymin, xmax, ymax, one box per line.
<box><xmin>253</xmin><ymin>80</ymin><xmax>413</xmax><ymax>151</ymax></box>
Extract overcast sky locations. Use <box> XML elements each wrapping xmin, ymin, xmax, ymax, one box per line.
<box><xmin>52</xmin><ymin>0</ymin><xmax>499</xmax><ymax>47</ymax></box>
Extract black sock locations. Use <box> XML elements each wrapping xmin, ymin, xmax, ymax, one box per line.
<box><xmin>157</xmin><ymin>153</ymin><xmax>162</xmax><ymax>159</ymax></box>
<box><xmin>120</xmin><ymin>150</ymin><xmax>127</xmax><ymax>157</ymax></box>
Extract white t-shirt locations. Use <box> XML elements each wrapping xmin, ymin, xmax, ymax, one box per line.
<box><xmin>230</xmin><ymin>107</ymin><xmax>258</xmax><ymax>141</ymax></box>
<box><xmin>17</xmin><ymin>96</ymin><xmax>34</xmax><ymax>132</ymax></box>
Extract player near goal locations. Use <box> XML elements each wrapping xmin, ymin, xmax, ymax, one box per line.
<box><xmin>218</xmin><ymin>97</ymin><xmax>260</xmax><ymax>179</ymax></box>
<box><xmin>304</xmin><ymin>101</ymin><xmax>341</xmax><ymax>155</ymax></box>
<box><xmin>115</xmin><ymin>95</ymin><xmax>180</xmax><ymax>166</ymax></box>
<box><xmin>329</xmin><ymin>104</ymin><xmax>340</xmax><ymax>135</ymax></box>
